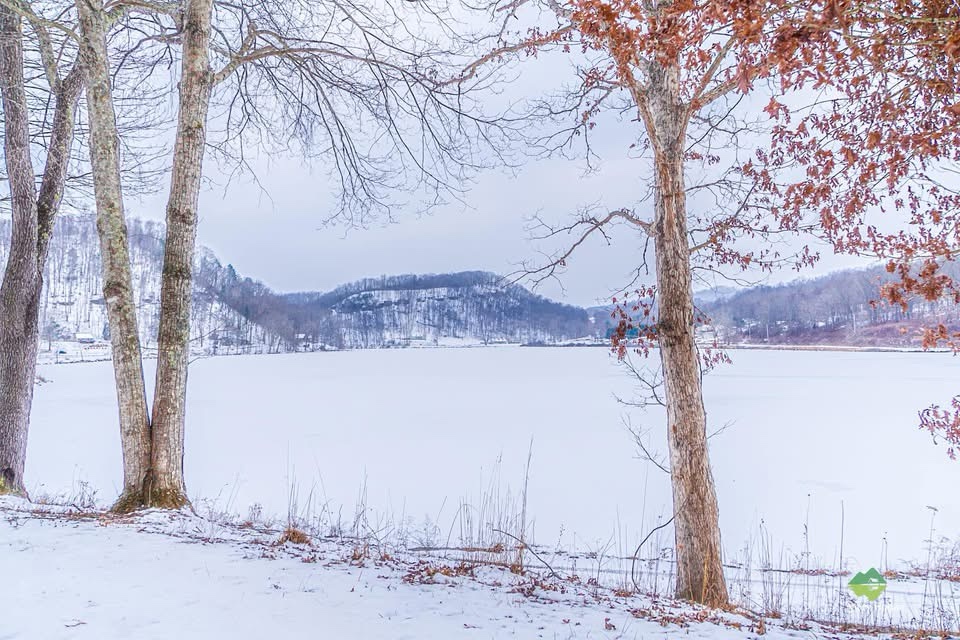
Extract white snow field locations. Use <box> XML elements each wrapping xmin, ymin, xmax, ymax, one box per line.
<box><xmin>0</xmin><ymin>497</ymin><xmax>882</xmax><ymax>640</ymax></box>
<box><xmin>28</xmin><ymin>348</ymin><xmax>959</xmax><ymax>566</ymax></box>
<box><xmin>6</xmin><ymin>347</ymin><xmax>959</xmax><ymax>637</ymax></box>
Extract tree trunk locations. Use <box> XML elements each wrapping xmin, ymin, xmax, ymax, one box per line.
<box><xmin>149</xmin><ymin>0</ymin><xmax>215</xmax><ymax>509</ymax></box>
<box><xmin>0</xmin><ymin>3</ymin><xmax>84</xmax><ymax>498</ymax></box>
<box><xmin>38</xmin><ymin>67</ymin><xmax>85</xmax><ymax>263</ymax></box>
<box><xmin>0</xmin><ymin>6</ymin><xmax>39</xmax><ymax>496</ymax></box>
<box><xmin>76</xmin><ymin>0</ymin><xmax>152</xmax><ymax>511</ymax></box>
<box><xmin>648</xmin><ymin>61</ymin><xmax>729</xmax><ymax>608</ymax></box>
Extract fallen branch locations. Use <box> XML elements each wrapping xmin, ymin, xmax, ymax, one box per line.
<box><xmin>492</xmin><ymin>528</ymin><xmax>562</xmax><ymax>580</ymax></box>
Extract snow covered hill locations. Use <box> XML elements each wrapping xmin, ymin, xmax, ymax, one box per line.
<box><xmin>0</xmin><ymin>215</ymin><xmax>594</xmax><ymax>357</ymax></box>
<box><xmin>5</xmin><ymin>214</ymin><xmax>958</xmax><ymax>356</ymax></box>
<box><xmin>0</xmin><ymin>215</ymin><xmax>280</xmax><ymax>360</ymax></box>
<box><xmin>285</xmin><ymin>272</ymin><xmax>592</xmax><ymax>348</ymax></box>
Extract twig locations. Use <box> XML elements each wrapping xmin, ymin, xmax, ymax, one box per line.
<box><xmin>492</xmin><ymin>528</ymin><xmax>561</xmax><ymax>580</ymax></box>
<box><xmin>630</xmin><ymin>513</ymin><xmax>677</xmax><ymax>592</ymax></box>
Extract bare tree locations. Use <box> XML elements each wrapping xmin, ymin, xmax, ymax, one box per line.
<box><xmin>0</xmin><ymin>1</ymin><xmax>83</xmax><ymax>496</ymax></box>
<box><xmin>70</xmin><ymin>0</ymin><xmax>510</xmax><ymax>510</ymax></box>
<box><xmin>464</xmin><ymin>0</ymin><xmax>960</xmax><ymax>606</ymax></box>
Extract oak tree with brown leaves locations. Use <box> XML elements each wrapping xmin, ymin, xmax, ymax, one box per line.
<box><xmin>464</xmin><ymin>0</ymin><xmax>959</xmax><ymax>607</ymax></box>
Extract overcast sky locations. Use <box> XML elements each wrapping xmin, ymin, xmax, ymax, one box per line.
<box><xmin>124</xmin><ymin>53</ymin><xmax>876</xmax><ymax>309</ymax></box>
<box><xmin>128</xmin><ymin>141</ymin><xmax>873</xmax><ymax>308</ymax></box>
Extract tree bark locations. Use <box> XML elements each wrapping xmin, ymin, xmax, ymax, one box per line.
<box><xmin>0</xmin><ymin>6</ymin><xmax>40</xmax><ymax>496</ymax></box>
<box><xmin>648</xmin><ymin>61</ymin><xmax>729</xmax><ymax>608</ymax></box>
<box><xmin>38</xmin><ymin>67</ymin><xmax>85</xmax><ymax>263</ymax></box>
<box><xmin>148</xmin><ymin>0</ymin><xmax>214</xmax><ymax>509</ymax></box>
<box><xmin>0</xmin><ymin>2</ymin><xmax>85</xmax><ymax>497</ymax></box>
<box><xmin>76</xmin><ymin>0</ymin><xmax>152</xmax><ymax>510</ymax></box>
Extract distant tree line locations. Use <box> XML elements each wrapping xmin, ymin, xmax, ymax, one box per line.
<box><xmin>704</xmin><ymin>263</ymin><xmax>960</xmax><ymax>346</ymax></box>
<box><xmin>2</xmin><ymin>215</ymin><xmax>592</xmax><ymax>352</ymax></box>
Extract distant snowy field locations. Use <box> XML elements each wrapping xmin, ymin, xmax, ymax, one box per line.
<box><xmin>29</xmin><ymin>347</ymin><xmax>960</xmax><ymax>571</ymax></box>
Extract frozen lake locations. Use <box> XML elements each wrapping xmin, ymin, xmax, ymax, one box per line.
<box><xmin>30</xmin><ymin>347</ymin><xmax>959</xmax><ymax>571</ymax></box>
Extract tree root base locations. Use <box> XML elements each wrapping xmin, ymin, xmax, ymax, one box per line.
<box><xmin>112</xmin><ymin>484</ymin><xmax>190</xmax><ymax>514</ymax></box>
<box><xmin>0</xmin><ymin>484</ymin><xmax>27</xmax><ymax>499</ymax></box>
<box><xmin>675</xmin><ymin>585</ymin><xmax>730</xmax><ymax>610</ymax></box>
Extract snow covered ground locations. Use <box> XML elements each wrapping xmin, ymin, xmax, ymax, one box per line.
<box><xmin>1</xmin><ymin>496</ymin><xmax>952</xmax><ymax>639</ymax></box>
<box><xmin>9</xmin><ymin>347</ymin><xmax>960</xmax><ymax>636</ymax></box>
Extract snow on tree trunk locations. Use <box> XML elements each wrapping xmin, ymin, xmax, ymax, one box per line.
<box><xmin>76</xmin><ymin>0</ymin><xmax>152</xmax><ymax>510</ymax></box>
<box><xmin>149</xmin><ymin>0</ymin><xmax>215</xmax><ymax>509</ymax></box>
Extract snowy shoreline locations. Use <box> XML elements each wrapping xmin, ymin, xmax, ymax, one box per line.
<box><xmin>36</xmin><ymin>340</ymin><xmax>953</xmax><ymax>369</ymax></box>
<box><xmin>3</xmin><ymin>496</ymin><xmax>956</xmax><ymax>639</ymax></box>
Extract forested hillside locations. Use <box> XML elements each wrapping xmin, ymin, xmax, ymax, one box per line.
<box><xmin>702</xmin><ymin>264</ymin><xmax>960</xmax><ymax>347</ymax></box>
<box><xmin>0</xmin><ymin>215</ymin><xmax>280</xmax><ymax>355</ymax></box>
<box><xmin>285</xmin><ymin>272</ymin><xmax>591</xmax><ymax>347</ymax></box>
<box><xmin>6</xmin><ymin>214</ymin><xmax>956</xmax><ymax>353</ymax></box>
<box><xmin>583</xmin><ymin>265</ymin><xmax>960</xmax><ymax>348</ymax></box>
<box><xmin>0</xmin><ymin>215</ymin><xmax>592</xmax><ymax>353</ymax></box>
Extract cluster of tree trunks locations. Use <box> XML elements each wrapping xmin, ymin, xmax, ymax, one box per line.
<box><xmin>0</xmin><ymin>0</ymin><xmax>213</xmax><ymax>509</ymax></box>
<box><xmin>75</xmin><ymin>0</ymin><xmax>214</xmax><ymax>510</ymax></box>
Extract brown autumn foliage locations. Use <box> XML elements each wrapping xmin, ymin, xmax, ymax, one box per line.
<box><xmin>476</xmin><ymin>0</ymin><xmax>959</xmax><ymax>456</ymax></box>
<box><xmin>758</xmin><ymin>1</ymin><xmax>960</xmax><ymax>456</ymax></box>
<box><xmin>277</xmin><ymin>526</ymin><xmax>312</xmax><ymax>546</ymax></box>
<box><xmin>458</xmin><ymin>0</ymin><xmax>958</xmax><ymax>609</ymax></box>
<box><xmin>921</xmin><ymin>396</ymin><xmax>960</xmax><ymax>460</ymax></box>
